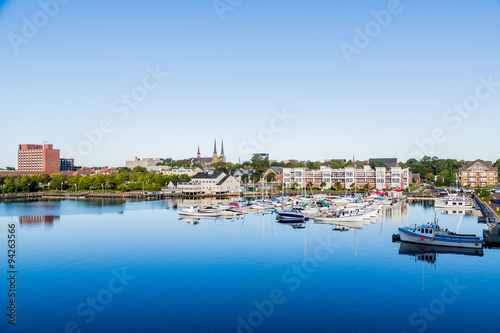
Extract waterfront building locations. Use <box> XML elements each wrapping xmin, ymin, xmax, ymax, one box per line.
<box><xmin>125</xmin><ymin>157</ymin><xmax>164</xmax><ymax>169</ymax></box>
<box><xmin>170</xmin><ymin>172</ymin><xmax>241</xmax><ymax>195</ymax></box>
<box><xmin>233</xmin><ymin>168</ymin><xmax>255</xmax><ymax>182</ymax></box>
<box><xmin>282</xmin><ymin>165</ymin><xmax>412</xmax><ymax>190</ymax></box>
<box><xmin>459</xmin><ymin>160</ymin><xmax>498</xmax><ymax>187</ymax></box>
<box><xmin>263</xmin><ymin>167</ymin><xmax>284</xmax><ymax>183</ymax></box>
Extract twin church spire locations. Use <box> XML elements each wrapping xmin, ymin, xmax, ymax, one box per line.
<box><xmin>196</xmin><ymin>139</ymin><xmax>225</xmax><ymax>164</ymax></box>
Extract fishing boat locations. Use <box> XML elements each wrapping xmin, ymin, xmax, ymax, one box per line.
<box><xmin>398</xmin><ymin>216</ymin><xmax>482</xmax><ymax>249</ymax></box>
<box><xmin>178</xmin><ymin>205</ymin><xmax>221</xmax><ymax>218</ymax></box>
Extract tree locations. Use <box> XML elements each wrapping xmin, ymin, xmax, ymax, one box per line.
<box><xmin>251</xmin><ymin>173</ymin><xmax>261</xmax><ymax>184</ymax></box>
<box><xmin>320</xmin><ymin>182</ymin><xmax>326</xmax><ymax>189</ymax></box>
<box><xmin>363</xmin><ymin>183</ymin><xmax>370</xmax><ymax>192</ymax></box>
<box><xmin>251</xmin><ymin>155</ymin><xmax>270</xmax><ymax>174</ymax></box>
<box><xmin>436</xmin><ymin>176</ymin><xmax>445</xmax><ymax>187</ymax></box>
<box><xmin>266</xmin><ymin>172</ymin><xmax>276</xmax><ymax>183</ymax></box>
<box><xmin>335</xmin><ymin>182</ymin><xmax>342</xmax><ymax>191</ymax></box>
<box><xmin>6</xmin><ymin>167</ymin><xmax>15</xmax><ymax>171</ymax></box>
<box><xmin>307</xmin><ymin>181</ymin><xmax>313</xmax><ymax>190</ymax></box>
<box><xmin>369</xmin><ymin>161</ymin><xmax>388</xmax><ymax>169</ymax></box>
<box><xmin>241</xmin><ymin>174</ymin><xmax>249</xmax><ymax>184</ymax></box>
<box><xmin>291</xmin><ymin>182</ymin><xmax>298</xmax><ymax>190</ymax></box>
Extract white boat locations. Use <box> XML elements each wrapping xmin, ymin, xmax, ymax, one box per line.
<box><xmin>276</xmin><ymin>208</ymin><xmax>306</xmax><ymax>220</ymax></box>
<box><xmin>178</xmin><ymin>205</ymin><xmax>221</xmax><ymax>217</ymax></box>
<box><xmin>398</xmin><ymin>217</ymin><xmax>482</xmax><ymax>249</ymax></box>
<box><xmin>434</xmin><ymin>197</ymin><xmax>473</xmax><ymax>209</ymax></box>
<box><xmin>314</xmin><ymin>210</ymin><xmax>364</xmax><ymax>222</ymax></box>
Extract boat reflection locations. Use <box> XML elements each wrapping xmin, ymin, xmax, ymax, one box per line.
<box><xmin>178</xmin><ymin>216</ymin><xmax>242</xmax><ymax>225</ymax></box>
<box><xmin>314</xmin><ymin>219</ymin><xmax>364</xmax><ymax>229</ymax></box>
<box><xmin>276</xmin><ymin>218</ymin><xmax>306</xmax><ymax>229</ymax></box>
<box><xmin>435</xmin><ymin>207</ymin><xmax>481</xmax><ymax>216</ymax></box>
<box><xmin>398</xmin><ymin>242</ymin><xmax>483</xmax><ymax>265</ymax></box>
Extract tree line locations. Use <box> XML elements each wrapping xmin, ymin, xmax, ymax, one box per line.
<box><xmin>0</xmin><ymin>167</ymin><xmax>190</xmax><ymax>193</ymax></box>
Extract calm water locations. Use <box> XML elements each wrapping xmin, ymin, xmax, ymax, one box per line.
<box><xmin>0</xmin><ymin>198</ymin><xmax>499</xmax><ymax>333</ymax></box>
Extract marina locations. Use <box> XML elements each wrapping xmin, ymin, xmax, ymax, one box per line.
<box><xmin>2</xmin><ymin>194</ymin><xmax>499</xmax><ymax>332</ymax></box>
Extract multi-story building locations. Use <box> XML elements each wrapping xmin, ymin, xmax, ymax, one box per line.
<box><xmin>459</xmin><ymin>160</ymin><xmax>498</xmax><ymax>187</ymax></box>
<box><xmin>18</xmin><ymin>144</ymin><xmax>61</xmax><ymax>173</ymax></box>
<box><xmin>125</xmin><ymin>157</ymin><xmax>164</xmax><ymax>169</ymax></box>
<box><xmin>59</xmin><ymin>158</ymin><xmax>75</xmax><ymax>172</ymax></box>
<box><xmin>263</xmin><ymin>167</ymin><xmax>284</xmax><ymax>183</ymax></box>
<box><xmin>168</xmin><ymin>172</ymin><xmax>241</xmax><ymax>195</ymax></box>
<box><xmin>282</xmin><ymin>165</ymin><xmax>411</xmax><ymax>190</ymax></box>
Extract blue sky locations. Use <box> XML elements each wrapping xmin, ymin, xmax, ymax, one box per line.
<box><xmin>1</xmin><ymin>0</ymin><xmax>499</xmax><ymax>167</ymax></box>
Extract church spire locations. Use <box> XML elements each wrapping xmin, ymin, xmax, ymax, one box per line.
<box><xmin>213</xmin><ymin>139</ymin><xmax>217</xmax><ymax>155</ymax></box>
<box><xmin>221</xmin><ymin>140</ymin><xmax>224</xmax><ymax>155</ymax></box>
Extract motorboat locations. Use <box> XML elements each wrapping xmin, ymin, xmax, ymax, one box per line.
<box><xmin>398</xmin><ymin>216</ymin><xmax>482</xmax><ymax>249</ymax></box>
<box><xmin>178</xmin><ymin>205</ymin><xmax>221</xmax><ymax>217</ymax></box>
<box><xmin>276</xmin><ymin>208</ymin><xmax>306</xmax><ymax>220</ymax></box>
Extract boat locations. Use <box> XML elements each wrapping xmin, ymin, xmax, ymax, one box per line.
<box><xmin>276</xmin><ymin>208</ymin><xmax>306</xmax><ymax>220</ymax></box>
<box><xmin>178</xmin><ymin>205</ymin><xmax>221</xmax><ymax>217</ymax></box>
<box><xmin>434</xmin><ymin>197</ymin><xmax>473</xmax><ymax>209</ymax></box>
<box><xmin>398</xmin><ymin>216</ymin><xmax>482</xmax><ymax>249</ymax></box>
<box><xmin>314</xmin><ymin>209</ymin><xmax>364</xmax><ymax>222</ymax></box>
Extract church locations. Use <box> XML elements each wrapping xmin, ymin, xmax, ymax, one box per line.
<box><xmin>192</xmin><ymin>139</ymin><xmax>226</xmax><ymax>165</ymax></box>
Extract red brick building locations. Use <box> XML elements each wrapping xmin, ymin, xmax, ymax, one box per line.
<box><xmin>18</xmin><ymin>144</ymin><xmax>60</xmax><ymax>173</ymax></box>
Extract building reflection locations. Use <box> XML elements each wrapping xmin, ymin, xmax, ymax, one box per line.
<box><xmin>19</xmin><ymin>215</ymin><xmax>60</xmax><ymax>227</ymax></box>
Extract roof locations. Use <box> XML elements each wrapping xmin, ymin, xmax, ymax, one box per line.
<box><xmin>169</xmin><ymin>180</ymin><xmax>185</xmax><ymax>186</ymax></box>
<box><xmin>192</xmin><ymin>172</ymin><xmax>223</xmax><ymax>179</ymax></box>
<box><xmin>369</xmin><ymin>158</ymin><xmax>398</xmax><ymax>168</ymax></box>
<box><xmin>216</xmin><ymin>174</ymin><xmax>230</xmax><ymax>185</ymax></box>
<box><xmin>459</xmin><ymin>160</ymin><xmax>496</xmax><ymax>172</ymax></box>
<box><xmin>270</xmin><ymin>166</ymin><xmax>283</xmax><ymax>173</ymax></box>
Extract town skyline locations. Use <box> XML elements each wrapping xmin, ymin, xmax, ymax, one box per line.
<box><xmin>1</xmin><ymin>1</ymin><xmax>500</xmax><ymax>166</ymax></box>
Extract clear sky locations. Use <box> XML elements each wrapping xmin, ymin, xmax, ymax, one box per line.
<box><xmin>1</xmin><ymin>0</ymin><xmax>499</xmax><ymax>167</ymax></box>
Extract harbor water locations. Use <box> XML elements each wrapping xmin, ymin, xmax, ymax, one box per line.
<box><xmin>0</xmin><ymin>199</ymin><xmax>498</xmax><ymax>333</ymax></box>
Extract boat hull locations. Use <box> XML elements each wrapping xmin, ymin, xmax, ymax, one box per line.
<box><xmin>398</xmin><ymin>228</ymin><xmax>482</xmax><ymax>249</ymax></box>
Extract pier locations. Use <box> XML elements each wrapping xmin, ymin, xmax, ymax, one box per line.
<box><xmin>474</xmin><ymin>194</ymin><xmax>500</xmax><ymax>248</ymax></box>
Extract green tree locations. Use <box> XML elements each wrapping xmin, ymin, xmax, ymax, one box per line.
<box><xmin>266</xmin><ymin>172</ymin><xmax>276</xmax><ymax>183</ymax></box>
<box><xmin>335</xmin><ymin>182</ymin><xmax>342</xmax><ymax>191</ymax></box>
<box><xmin>241</xmin><ymin>174</ymin><xmax>249</xmax><ymax>184</ymax></box>
<box><xmin>320</xmin><ymin>182</ymin><xmax>326</xmax><ymax>189</ymax></box>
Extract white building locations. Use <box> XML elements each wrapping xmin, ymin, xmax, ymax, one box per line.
<box><xmin>282</xmin><ymin>165</ymin><xmax>412</xmax><ymax>190</ymax></box>
<box><xmin>126</xmin><ymin>157</ymin><xmax>164</xmax><ymax>169</ymax></box>
<box><xmin>169</xmin><ymin>172</ymin><xmax>241</xmax><ymax>195</ymax></box>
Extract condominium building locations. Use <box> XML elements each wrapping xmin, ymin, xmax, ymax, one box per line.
<box><xmin>282</xmin><ymin>165</ymin><xmax>412</xmax><ymax>190</ymax></box>
<box><xmin>459</xmin><ymin>161</ymin><xmax>498</xmax><ymax>187</ymax></box>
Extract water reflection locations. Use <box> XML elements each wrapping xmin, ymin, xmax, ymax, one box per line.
<box><xmin>19</xmin><ymin>215</ymin><xmax>60</xmax><ymax>228</ymax></box>
<box><xmin>398</xmin><ymin>242</ymin><xmax>484</xmax><ymax>266</ymax></box>
<box><xmin>276</xmin><ymin>219</ymin><xmax>306</xmax><ymax>229</ymax></box>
